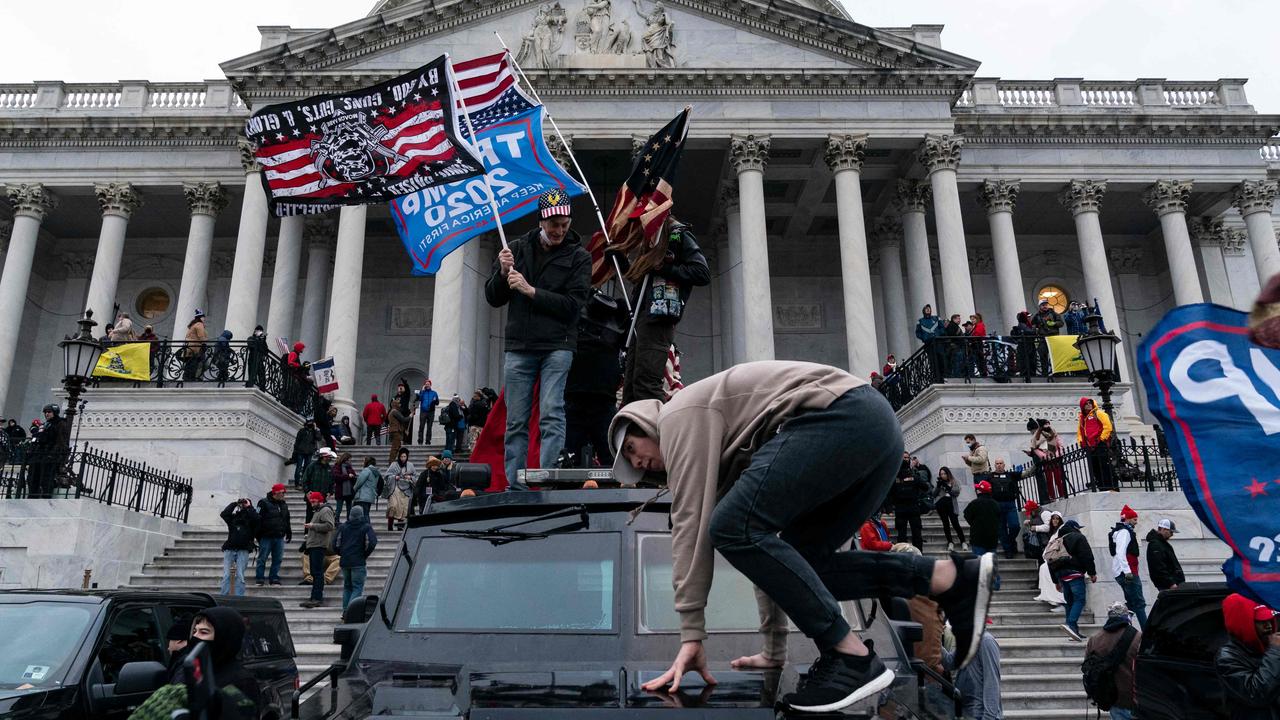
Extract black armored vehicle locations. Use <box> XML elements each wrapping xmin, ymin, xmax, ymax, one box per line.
<box><xmin>298</xmin><ymin>487</ymin><xmax>959</xmax><ymax>719</ymax></box>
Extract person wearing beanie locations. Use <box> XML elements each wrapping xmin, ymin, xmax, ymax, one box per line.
<box><xmin>1084</xmin><ymin>601</ymin><xmax>1141</xmax><ymax>718</ymax></box>
<box><xmin>163</xmin><ymin>616</ymin><xmax>191</xmax><ymax>679</ymax></box>
<box><xmin>254</xmin><ymin>483</ymin><xmax>291</xmax><ymax>586</ymax></box>
<box><xmin>1217</xmin><ymin>593</ymin><xmax>1280</xmax><ymax>719</ymax></box>
<box><xmin>334</xmin><ymin>505</ymin><xmax>378</xmax><ymax>610</ymax></box>
<box><xmin>1249</xmin><ymin>272</ymin><xmax>1280</xmax><ymax>349</ymax></box>
<box><xmin>1110</xmin><ymin>505</ymin><xmax>1147</xmax><ymax>629</ymax></box>
<box><xmin>301</xmin><ymin>491</ymin><xmax>336</xmax><ymax>608</ymax></box>
<box><xmin>963</xmin><ymin>481</ymin><xmax>1001</xmax><ymax>557</ymax></box>
<box><xmin>485</xmin><ymin>188</ymin><xmax>592</xmax><ymax>490</ymax></box>
<box><xmin>1146</xmin><ymin>518</ymin><xmax>1185</xmax><ymax>592</ymax></box>
<box><xmin>1050</xmin><ymin>519</ymin><xmax>1098</xmax><ymax>641</ymax></box>
<box><xmin>362</xmin><ymin>393</ymin><xmax>387</xmax><ymax>445</ymax></box>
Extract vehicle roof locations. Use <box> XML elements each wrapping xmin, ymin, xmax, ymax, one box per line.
<box><xmin>410</xmin><ymin>487</ymin><xmax>671</xmax><ymax>527</ymax></box>
<box><xmin>0</xmin><ymin>589</ymin><xmax>286</xmax><ymax>613</ymax></box>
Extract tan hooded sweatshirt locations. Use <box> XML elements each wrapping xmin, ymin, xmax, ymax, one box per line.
<box><xmin>609</xmin><ymin>360</ymin><xmax>865</xmax><ymax>657</ymax></box>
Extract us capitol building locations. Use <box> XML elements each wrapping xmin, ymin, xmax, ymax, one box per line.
<box><xmin>2</xmin><ymin>0</ymin><xmax>1278</xmax><ymax>452</ymax></box>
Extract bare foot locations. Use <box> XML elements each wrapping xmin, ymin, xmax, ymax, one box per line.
<box><xmin>730</xmin><ymin>653</ymin><xmax>784</xmax><ymax>670</ymax></box>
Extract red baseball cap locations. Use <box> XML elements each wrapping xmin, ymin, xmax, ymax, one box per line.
<box><xmin>976</xmin><ymin>480</ymin><xmax>992</xmax><ymax>494</ymax></box>
<box><xmin>307</xmin><ymin>492</ymin><xmax>324</xmax><ymax>503</ymax></box>
<box><xmin>271</xmin><ymin>483</ymin><xmax>286</xmax><ymax>493</ymax></box>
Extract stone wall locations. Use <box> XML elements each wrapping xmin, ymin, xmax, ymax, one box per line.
<box><xmin>0</xmin><ymin>499</ymin><xmax>184</xmax><ymax>589</ymax></box>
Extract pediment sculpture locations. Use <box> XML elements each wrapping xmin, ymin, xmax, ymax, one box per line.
<box><xmin>515</xmin><ymin>0</ymin><xmax>676</xmax><ymax>69</ymax></box>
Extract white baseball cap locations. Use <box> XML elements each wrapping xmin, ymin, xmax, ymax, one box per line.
<box><xmin>1158</xmin><ymin>518</ymin><xmax>1178</xmax><ymax>533</ymax></box>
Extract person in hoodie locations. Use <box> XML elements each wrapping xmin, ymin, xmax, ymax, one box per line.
<box><xmin>1077</xmin><ymin>396</ymin><xmax>1115</xmax><ymax>491</ymax></box>
<box><xmin>1031</xmin><ymin>511</ymin><xmax>1066</xmax><ymax>610</ymax></box>
<box><xmin>352</xmin><ymin>456</ymin><xmax>381</xmax><ymax>519</ymax></box>
<box><xmin>334</xmin><ymin>505</ymin><xmax>378</xmax><ymax>610</ymax></box>
<box><xmin>1011</xmin><ymin>310</ymin><xmax>1040</xmax><ymax>376</ymax></box>
<box><xmin>1049</xmin><ymin>519</ymin><xmax>1097</xmax><ymax>642</ymax></box>
<box><xmin>1084</xmin><ymin>601</ymin><xmax>1141</xmax><ymax>720</ymax></box>
<box><xmin>254</xmin><ymin>483</ymin><xmax>291</xmax><ymax>587</ymax></box>
<box><xmin>1217</xmin><ymin>593</ymin><xmax>1280</xmax><ymax>720</ymax></box>
<box><xmin>212</xmin><ymin>329</ymin><xmax>234</xmax><ymax>384</ymax></box>
<box><xmin>485</xmin><ymin>189</ymin><xmax>592</xmax><ymax>489</ymax></box>
<box><xmin>858</xmin><ymin>509</ymin><xmax>893</xmax><ymax>551</ymax></box>
<box><xmin>246</xmin><ymin>324</ymin><xmax>268</xmax><ymax>389</ymax></box>
<box><xmin>608</xmin><ymin>360</ymin><xmax>995</xmax><ymax>713</ymax></box>
<box><xmin>218</xmin><ymin>497</ymin><xmax>258</xmax><ymax>596</ymax></box>
<box><xmin>134</xmin><ymin>607</ymin><xmax>259</xmax><ymax>720</ymax></box>
<box><xmin>1110</xmin><ymin>505</ymin><xmax>1147</xmax><ymax>629</ymax></box>
<box><xmin>1146</xmin><ymin>518</ymin><xmax>1185</xmax><ymax>592</ymax></box>
<box><xmin>362</xmin><ymin>393</ymin><xmax>387</xmax><ymax>445</ymax></box>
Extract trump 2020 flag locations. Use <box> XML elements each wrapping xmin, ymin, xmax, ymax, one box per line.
<box><xmin>1138</xmin><ymin>303</ymin><xmax>1280</xmax><ymax>608</ymax></box>
<box><xmin>389</xmin><ymin>52</ymin><xmax>585</xmax><ymax>275</ymax></box>
<box><xmin>244</xmin><ymin>54</ymin><xmax>485</xmax><ymax>216</ymax></box>
<box><xmin>311</xmin><ymin>356</ymin><xmax>339</xmax><ymax>394</ymax></box>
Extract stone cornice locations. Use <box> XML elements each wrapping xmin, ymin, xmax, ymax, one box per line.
<box><xmin>978</xmin><ymin>179</ymin><xmax>1020</xmax><ymax>214</ymax></box>
<box><xmin>0</xmin><ymin>117</ymin><xmax>243</xmax><ymax>150</ymax></box>
<box><xmin>1060</xmin><ymin>179</ymin><xmax>1107</xmax><ymax>216</ymax></box>
<box><xmin>729</xmin><ymin>134</ymin><xmax>770</xmax><ymax>174</ymax></box>
<box><xmin>1143</xmin><ymin>180</ymin><xmax>1193</xmax><ymax>217</ymax></box>
<box><xmin>954</xmin><ymin>114</ymin><xmax>1280</xmax><ymax>145</ymax></box>
<box><xmin>824</xmin><ymin>134</ymin><xmax>867</xmax><ymax>173</ymax></box>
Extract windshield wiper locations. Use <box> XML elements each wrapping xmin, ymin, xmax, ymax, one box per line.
<box><xmin>441</xmin><ymin>505</ymin><xmax>589</xmax><ymax>545</ymax></box>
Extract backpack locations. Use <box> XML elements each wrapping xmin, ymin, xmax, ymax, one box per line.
<box><xmin>1081</xmin><ymin>625</ymin><xmax>1137</xmax><ymax>710</ymax></box>
<box><xmin>374</xmin><ymin>469</ymin><xmax>386</xmax><ymax>498</ymax></box>
<box><xmin>1042</xmin><ymin>532</ymin><xmax>1072</xmax><ymax>568</ymax></box>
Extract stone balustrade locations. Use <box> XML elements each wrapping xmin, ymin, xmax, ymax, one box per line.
<box><xmin>957</xmin><ymin>77</ymin><xmax>1250</xmax><ymax>112</ymax></box>
<box><xmin>0</xmin><ymin>80</ymin><xmax>246</xmax><ymax>114</ymax></box>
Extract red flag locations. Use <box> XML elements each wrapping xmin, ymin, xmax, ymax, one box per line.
<box><xmin>468</xmin><ymin>386</ymin><xmax>540</xmax><ymax>492</ymax></box>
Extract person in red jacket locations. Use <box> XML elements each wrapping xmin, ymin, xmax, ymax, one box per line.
<box><xmin>859</xmin><ymin>510</ymin><xmax>893</xmax><ymax>551</ymax></box>
<box><xmin>362</xmin><ymin>394</ymin><xmax>387</xmax><ymax>445</ymax></box>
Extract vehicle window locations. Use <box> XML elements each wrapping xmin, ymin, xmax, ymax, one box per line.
<box><xmin>638</xmin><ymin>534</ymin><xmax>770</xmax><ymax>633</ymax></box>
<box><xmin>241</xmin><ymin>611</ymin><xmax>296</xmax><ymax>659</ymax></box>
<box><xmin>99</xmin><ymin>607</ymin><xmax>163</xmax><ymax>684</ymax></box>
<box><xmin>1146</xmin><ymin>604</ymin><xmax>1228</xmax><ymax>663</ymax></box>
<box><xmin>400</xmin><ymin>533</ymin><xmax>618</xmax><ymax>632</ymax></box>
<box><xmin>0</xmin><ymin>602</ymin><xmax>96</xmax><ymax>690</ymax></box>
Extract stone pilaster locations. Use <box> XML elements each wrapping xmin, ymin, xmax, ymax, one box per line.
<box><xmin>729</xmin><ymin>134</ymin><xmax>773</xmax><ymax>361</ymax></box>
<box><xmin>299</xmin><ymin>216</ymin><xmax>337</xmax><ymax>357</ymax></box>
<box><xmin>872</xmin><ymin>216</ymin><xmax>911</xmax><ymax>358</ymax></box>
<box><xmin>0</xmin><ymin>184</ymin><xmax>57</xmax><ymax>416</ymax></box>
<box><xmin>173</xmin><ymin>182</ymin><xmax>228</xmax><ymax>336</ymax></box>
<box><xmin>323</xmin><ymin>205</ymin><xmax>368</xmax><ymax>425</ymax></box>
<box><xmin>979</xmin><ymin>180</ymin><xmax>1026</xmax><ymax>329</ymax></box>
<box><xmin>1144</xmin><ymin>180</ymin><xmax>1202</xmax><ymax>305</ymax></box>
<box><xmin>226</xmin><ymin>137</ymin><xmax>271</xmax><ymax>337</ymax></box>
<box><xmin>895</xmin><ymin>179</ymin><xmax>935</xmax><ymax>329</ymax></box>
<box><xmin>1190</xmin><ymin>217</ymin><xmax>1233</xmax><ymax>305</ymax></box>
<box><xmin>85</xmin><ymin>182</ymin><xmax>142</xmax><ymax>318</ymax></box>
<box><xmin>921</xmin><ymin>134</ymin><xmax>975</xmax><ymax>314</ymax></box>
<box><xmin>824</xmin><ymin>134</ymin><xmax>876</xmax><ymax>374</ymax></box>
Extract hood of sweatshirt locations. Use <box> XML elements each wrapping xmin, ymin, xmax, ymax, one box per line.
<box><xmin>192</xmin><ymin>606</ymin><xmax>246</xmax><ymax>667</ymax></box>
<box><xmin>608</xmin><ymin>399</ymin><xmax>663</xmax><ymax>486</ymax></box>
<box><xmin>347</xmin><ymin>504</ymin><xmax>368</xmax><ymax>528</ymax></box>
<box><xmin>1224</xmin><ymin>592</ymin><xmax>1270</xmax><ymax>654</ymax></box>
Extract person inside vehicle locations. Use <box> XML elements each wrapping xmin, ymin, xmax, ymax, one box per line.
<box><xmin>609</xmin><ymin>360</ymin><xmax>995</xmax><ymax>713</ymax></box>
<box><xmin>1216</xmin><ymin>593</ymin><xmax>1280</xmax><ymax>719</ymax></box>
<box><xmin>163</xmin><ymin>617</ymin><xmax>191</xmax><ymax>679</ymax></box>
<box><xmin>134</xmin><ymin>606</ymin><xmax>259</xmax><ymax>720</ymax></box>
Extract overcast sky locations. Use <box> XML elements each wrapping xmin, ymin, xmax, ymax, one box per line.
<box><xmin>2</xmin><ymin>0</ymin><xmax>1277</xmax><ymax>112</ymax></box>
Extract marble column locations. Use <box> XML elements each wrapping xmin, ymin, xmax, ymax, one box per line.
<box><xmin>1232</xmin><ymin>180</ymin><xmax>1280</xmax><ymax>284</ymax></box>
<box><xmin>1060</xmin><ymin>180</ymin><xmax>1130</xmax><ymax>381</ymax></box>
<box><xmin>978</xmin><ymin>180</ymin><xmax>1027</xmax><ymax>331</ymax></box>
<box><xmin>1144</xmin><ymin>180</ymin><xmax>1203</xmax><ymax>306</ymax></box>
<box><xmin>730</xmin><ymin>135</ymin><xmax>775</xmax><ymax>362</ymax></box>
<box><xmin>0</xmin><ymin>184</ymin><xmax>57</xmax><ymax>416</ymax></box>
<box><xmin>721</xmin><ymin>184</ymin><xmax>747</xmax><ymax>365</ymax></box>
<box><xmin>428</xmin><ymin>239</ymin><xmax>481</xmax><ymax>398</ymax></box>
<box><xmin>172</xmin><ymin>183</ymin><xmax>227</xmax><ymax>338</ymax></box>
<box><xmin>873</xmin><ymin>216</ymin><xmax>911</xmax><ymax>359</ymax></box>
<box><xmin>224</xmin><ymin>138</ymin><xmax>271</xmax><ymax>338</ymax></box>
<box><xmin>474</xmin><ymin>242</ymin><xmax>494</xmax><ymax>388</ymax></box>
<box><xmin>824</xmin><ymin>134</ymin><xmax>877</xmax><ymax>375</ymax></box>
<box><xmin>1190</xmin><ymin>218</ymin><xmax>1233</xmax><ymax>306</ymax></box>
<box><xmin>84</xmin><ymin>183</ymin><xmax>143</xmax><ymax>320</ymax></box>
<box><xmin>298</xmin><ymin>216</ymin><xmax>335</xmax><ymax>353</ymax></box>
<box><xmin>716</xmin><ymin>238</ymin><xmax>735</xmax><ymax>367</ymax></box>
<box><xmin>920</xmin><ymin>134</ymin><xmax>976</xmax><ymax>316</ymax></box>
<box><xmin>896</xmin><ymin>179</ymin><xmax>935</xmax><ymax>344</ymax></box>
<box><xmin>265</xmin><ymin>215</ymin><xmax>304</xmax><ymax>342</ymax></box>
<box><xmin>323</xmin><ymin>205</ymin><xmax>367</xmax><ymax>424</ymax></box>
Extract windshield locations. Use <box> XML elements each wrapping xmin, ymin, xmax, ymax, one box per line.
<box><xmin>400</xmin><ymin>533</ymin><xmax>618</xmax><ymax>632</ymax></box>
<box><xmin>638</xmin><ymin>534</ymin><xmax>763</xmax><ymax>633</ymax></box>
<box><xmin>0</xmin><ymin>602</ymin><xmax>96</xmax><ymax>689</ymax></box>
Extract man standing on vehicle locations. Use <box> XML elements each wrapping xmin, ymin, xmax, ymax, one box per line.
<box><xmin>485</xmin><ymin>190</ymin><xmax>592</xmax><ymax>488</ymax></box>
<box><xmin>1217</xmin><ymin>593</ymin><xmax>1280</xmax><ymax>719</ymax></box>
<box><xmin>254</xmin><ymin>483</ymin><xmax>291</xmax><ymax>587</ymax></box>
<box><xmin>1110</xmin><ymin>505</ymin><xmax>1148</xmax><ymax>629</ymax></box>
<box><xmin>609</xmin><ymin>360</ymin><xmax>995</xmax><ymax>713</ymax></box>
<box><xmin>1083</xmin><ymin>601</ymin><xmax>1140</xmax><ymax>719</ymax></box>
<box><xmin>301</xmin><ymin>491</ymin><xmax>336</xmax><ymax>609</ymax></box>
<box><xmin>219</xmin><ymin>497</ymin><xmax>259</xmax><ymax>597</ymax></box>
<box><xmin>1146</xmin><ymin>518</ymin><xmax>1185</xmax><ymax>592</ymax></box>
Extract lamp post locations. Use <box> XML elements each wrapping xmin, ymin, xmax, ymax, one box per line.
<box><xmin>58</xmin><ymin>310</ymin><xmax>104</xmax><ymax>456</ymax></box>
<box><xmin>1073</xmin><ymin>313</ymin><xmax>1122</xmax><ymax>418</ymax></box>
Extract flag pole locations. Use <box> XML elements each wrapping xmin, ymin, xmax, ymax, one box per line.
<box><xmin>448</xmin><ymin>53</ymin><xmax>510</xmax><ymax>252</ymax></box>
<box><xmin>494</xmin><ymin>32</ymin><xmax>632</xmax><ymax>312</ymax></box>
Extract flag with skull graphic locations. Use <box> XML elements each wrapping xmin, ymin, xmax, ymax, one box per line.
<box><xmin>244</xmin><ymin>54</ymin><xmax>486</xmax><ymax>216</ymax></box>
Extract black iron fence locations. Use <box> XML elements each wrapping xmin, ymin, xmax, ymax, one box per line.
<box><xmin>879</xmin><ymin>335</ymin><xmax>1094</xmax><ymax>410</ymax></box>
<box><xmin>0</xmin><ymin>442</ymin><xmax>192</xmax><ymax>522</ymax></box>
<box><xmin>1016</xmin><ymin>434</ymin><xmax>1178</xmax><ymax>506</ymax></box>
<box><xmin>92</xmin><ymin>340</ymin><xmax>319</xmax><ymax>417</ymax></box>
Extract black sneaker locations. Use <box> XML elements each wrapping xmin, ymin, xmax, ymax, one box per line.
<box><xmin>269</xmin><ymin>580</ymin><xmax>282</xmax><ymax>586</ymax></box>
<box><xmin>782</xmin><ymin>649</ymin><xmax>895</xmax><ymax>713</ymax></box>
<box><xmin>934</xmin><ymin>552</ymin><xmax>996</xmax><ymax>669</ymax></box>
<box><xmin>254</xmin><ymin>580</ymin><xmax>265</xmax><ymax>587</ymax></box>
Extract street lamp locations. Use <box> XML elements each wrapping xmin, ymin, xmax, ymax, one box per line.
<box><xmin>58</xmin><ymin>310</ymin><xmax>104</xmax><ymax>454</ymax></box>
<box><xmin>1073</xmin><ymin>313</ymin><xmax>1121</xmax><ymax>418</ymax></box>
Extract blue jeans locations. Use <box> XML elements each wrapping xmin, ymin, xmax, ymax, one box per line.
<box><xmin>292</xmin><ymin>453</ymin><xmax>311</xmax><ymax>486</ymax></box>
<box><xmin>502</xmin><ymin>349</ymin><xmax>573</xmax><ymax>489</ymax></box>
<box><xmin>221</xmin><ymin>550</ymin><xmax>249</xmax><ymax>595</ymax></box>
<box><xmin>1062</xmin><ymin>577</ymin><xmax>1087</xmax><ymax>631</ymax></box>
<box><xmin>255</xmin><ymin>537</ymin><xmax>285</xmax><ymax>583</ymax></box>
<box><xmin>997</xmin><ymin>500</ymin><xmax>1020</xmax><ymax>557</ymax></box>
<box><xmin>1117</xmin><ymin>573</ymin><xmax>1148</xmax><ymax>629</ymax></box>
<box><xmin>707</xmin><ymin>387</ymin><xmax>935</xmax><ymax>650</ymax></box>
<box><xmin>1110</xmin><ymin>708</ymin><xmax>1133</xmax><ymax>720</ymax></box>
<box><xmin>342</xmin><ymin>566</ymin><xmax>368</xmax><ymax>610</ymax></box>
<box><xmin>335</xmin><ymin>497</ymin><xmax>352</xmax><ymax>522</ymax></box>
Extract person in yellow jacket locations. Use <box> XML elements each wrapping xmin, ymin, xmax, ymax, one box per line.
<box><xmin>1076</xmin><ymin>397</ymin><xmax>1115</xmax><ymax>491</ymax></box>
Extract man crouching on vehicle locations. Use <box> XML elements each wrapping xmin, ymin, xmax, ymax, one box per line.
<box><xmin>609</xmin><ymin>360</ymin><xmax>995</xmax><ymax>713</ymax></box>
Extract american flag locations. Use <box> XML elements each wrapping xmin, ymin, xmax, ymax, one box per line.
<box><xmin>453</xmin><ymin>52</ymin><xmax>537</xmax><ymax>132</ymax></box>
<box><xmin>587</xmin><ymin>108</ymin><xmax>691</xmax><ymax>286</ymax></box>
<box><xmin>663</xmin><ymin>344</ymin><xmax>684</xmax><ymax>400</ymax></box>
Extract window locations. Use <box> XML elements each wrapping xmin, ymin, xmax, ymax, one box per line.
<box><xmin>400</xmin><ymin>534</ymin><xmax>618</xmax><ymax>632</ymax></box>
<box><xmin>135</xmin><ymin>287</ymin><xmax>171</xmax><ymax>320</ymax></box>
<box><xmin>0</xmin><ymin>602</ymin><xmax>97</xmax><ymax>689</ymax></box>
<box><xmin>1037</xmin><ymin>285</ymin><xmax>1069</xmax><ymax>314</ymax></box>
<box><xmin>98</xmin><ymin>607</ymin><xmax>163</xmax><ymax>683</ymax></box>
<box><xmin>639</xmin><ymin>534</ymin><xmax>761</xmax><ymax>633</ymax></box>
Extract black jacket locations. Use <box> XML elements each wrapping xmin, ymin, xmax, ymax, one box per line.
<box><xmin>335</xmin><ymin>514</ymin><xmax>378</xmax><ymax>569</ymax></box>
<box><xmin>466</xmin><ymin>398</ymin><xmax>490</xmax><ymax>428</ymax></box>
<box><xmin>1033</xmin><ymin>308</ymin><xmax>1064</xmax><ymax>336</ymax></box>
<box><xmin>220</xmin><ymin>501</ymin><xmax>259</xmax><ymax>551</ymax></box>
<box><xmin>485</xmin><ymin>227</ymin><xmax>592</xmax><ymax>352</ymax></box>
<box><xmin>988</xmin><ymin>471</ymin><xmax>1021</xmax><ymax>502</ymax></box>
<box><xmin>1145</xmin><ymin>528</ymin><xmax>1185</xmax><ymax>590</ymax></box>
<box><xmin>1217</xmin><ymin>640</ymin><xmax>1280</xmax><ymax>720</ymax></box>
<box><xmin>629</xmin><ymin>223</ymin><xmax>711</xmax><ymax>324</ymax></box>
<box><xmin>889</xmin><ymin>463</ymin><xmax>928</xmax><ymax>511</ymax></box>
<box><xmin>1050</xmin><ymin>526</ymin><xmax>1098</xmax><ymax>581</ymax></box>
<box><xmin>292</xmin><ymin>425</ymin><xmax>319</xmax><ymax>456</ymax></box>
<box><xmin>33</xmin><ymin>415</ymin><xmax>62</xmax><ymax>449</ymax></box>
<box><xmin>256</xmin><ymin>495</ymin><xmax>292</xmax><ymax>541</ymax></box>
<box><xmin>963</xmin><ymin>495</ymin><xmax>1001</xmax><ymax>549</ymax></box>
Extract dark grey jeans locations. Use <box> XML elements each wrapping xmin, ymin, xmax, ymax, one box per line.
<box><xmin>709</xmin><ymin>385</ymin><xmax>935</xmax><ymax>651</ymax></box>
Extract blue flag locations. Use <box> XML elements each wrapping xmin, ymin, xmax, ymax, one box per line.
<box><xmin>1138</xmin><ymin>303</ymin><xmax>1280</xmax><ymax>607</ymax></box>
<box><xmin>390</xmin><ymin>99</ymin><xmax>585</xmax><ymax>275</ymax></box>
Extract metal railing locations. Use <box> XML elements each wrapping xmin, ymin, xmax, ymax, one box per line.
<box><xmin>92</xmin><ymin>340</ymin><xmax>320</xmax><ymax>418</ymax></box>
<box><xmin>879</xmin><ymin>335</ymin><xmax>1092</xmax><ymax>410</ymax></box>
<box><xmin>0</xmin><ymin>442</ymin><xmax>193</xmax><ymax>522</ymax></box>
<box><xmin>1016</xmin><ymin>434</ymin><xmax>1178</xmax><ymax>506</ymax></box>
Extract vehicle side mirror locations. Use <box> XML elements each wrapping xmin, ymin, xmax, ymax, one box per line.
<box><xmin>341</xmin><ymin>594</ymin><xmax>378</xmax><ymax>624</ymax></box>
<box><xmin>113</xmin><ymin>660</ymin><xmax>169</xmax><ymax>695</ymax></box>
<box><xmin>334</xmin><ymin>625</ymin><xmax>361</xmax><ymax>661</ymax></box>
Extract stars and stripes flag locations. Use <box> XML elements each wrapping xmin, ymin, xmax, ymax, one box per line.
<box><xmin>587</xmin><ymin>108</ymin><xmax>691</xmax><ymax>286</ymax></box>
<box><xmin>244</xmin><ymin>54</ymin><xmax>486</xmax><ymax>216</ymax></box>
<box><xmin>452</xmin><ymin>52</ymin><xmax>536</xmax><ymax>133</ymax></box>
